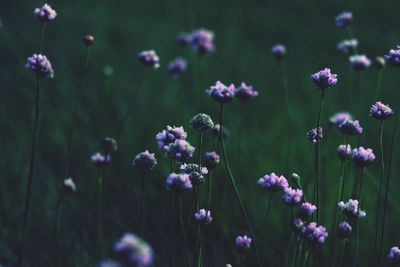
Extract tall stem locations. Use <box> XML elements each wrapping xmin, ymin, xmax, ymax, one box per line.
<box><xmin>169</xmin><ymin>192</ymin><xmax>176</xmax><ymax>267</ymax></box>
<box><xmin>54</xmin><ymin>192</ymin><xmax>64</xmax><ymax>267</ymax></box>
<box><xmin>261</xmin><ymin>194</ymin><xmax>272</xmax><ymax>261</ymax></box>
<box><xmin>39</xmin><ymin>23</ymin><xmax>46</xmax><ymax>53</ymax></box>
<box><xmin>218</xmin><ymin>103</ymin><xmax>262</xmax><ymax>267</ymax></box>
<box><xmin>353</xmin><ymin>167</ymin><xmax>364</xmax><ymax>267</ymax></box>
<box><xmin>98</xmin><ymin>171</ymin><xmax>105</xmax><ymax>257</ymax></box>
<box><xmin>284</xmin><ymin>208</ymin><xmax>294</xmax><ymax>267</ymax></box>
<box><xmin>207</xmin><ymin>171</ymin><xmax>213</xmax><ymax>209</ymax></box>
<box><xmin>17</xmin><ymin>76</ymin><xmax>41</xmax><ymax>267</ymax></box>
<box><xmin>374</xmin><ymin>68</ymin><xmax>384</xmax><ymax>100</ymax></box>
<box><xmin>281</xmin><ymin>60</ymin><xmax>292</xmax><ymax>172</ymax></box>
<box><xmin>138</xmin><ymin>170</ymin><xmax>146</xmax><ymax>233</ymax></box>
<box><xmin>197</xmin><ymin>227</ymin><xmax>204</xmax><ymax>267</ymax></box>
<box><xmin>178</xmin><ymin>196</ymin><xmax>191</xmax><ymax>267</ymax></box>
<box><xmin>314</xmin><ymin>89</ymin><xmax>325</xmax><ymax>223</ymax></box>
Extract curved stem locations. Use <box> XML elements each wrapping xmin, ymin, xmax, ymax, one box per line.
<box><xmin>17</xmin><ymin>76</ymin><xmax>41</xmax><ymax>267</ymax></box>
<box><xmin>314</xmin><ymin>89</ymin><xmax>325</xmax><ymax>223</ymax></box>
<box><xmin>138</xmin><ymin>170</ymin><xmax>146</xmax><ymax>233</ymax></box>
<box><xmin>353</xmin><ymin>168</ymin><xmax>364</xmax><ymax>267</ymax></box>
<box><xmin>261</xmin><ymin>194</ymin><xmax>272</xmax><ymax>261</ymax></box>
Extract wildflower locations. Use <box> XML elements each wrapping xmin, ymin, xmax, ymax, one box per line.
<box><xmin>156</xmin><ymin>126</ymin><xmax>187</xmax><ymax>151</ymax></box>
<box><xmin>375</xmin><ymin>56</ymin><xmax>386</xmax><ymax>69</ymax></box>
<box><xmin>133</xmin><ymin>151</ymin><xmax>157</xmax><ymax>171</ymax></box>
<box><xmin>179</xmin><ymin>163</ymin><xmax>208</xmax><ymax>186</ymax></box>
<box><xmin>293</xmin><ymin>218</ymin><xmax>305</xmax><ymax>232</ymax></box>
<box><xmin>307</xmin><ymin>127</ymin><xmax>323</xmax><ymax>144</ymax></box>
<box><xmin>190</xmin><ymin>113</ymin><xmax>214</xmax><ymax>133</ymax></box>
<box><xmin>330</xmin><ymin>112</ymin><xmax>353</xmax><ymax>128</ymax></box>
<box><xmin>194</xmin><ymin>209</ymin><xmax>213</xmax><ymax>225</ymax></box>
<box><xmin>91</xmin><ymin>152</ymin><xmax>111</xmax><ymax>167</ymax></box>
<box><xmin>272</xmin><ymin>44</ymin><xmax>286</xmax><ymax>59</ymax></box>
<box><xmin>283</xmin><ymin>187</ymin><xmax>303</xmax><ymax>206</ymax></box>
<box><xmin>235</xmin><ymin>82</ymin><xmax>259</xmax><ymax>101</ymax></box>
<box><xmin>113</xmin><ymin>233</ymin><xmax>154</xmax><ymax>267</ymax></box>
<box><xmin>205</xmin><ymin>81</ymin><xmax>235</xmax><ymax>103</ymax></box>
<box><xmin>83</xmin><ymin>35</ymin><xmax>94</xmax><ymax>46</ymax></box>
<box><xmin>137</xmin><ymin>50</ymin><xmax>160</xmax><ymax>69</ymax></box>
<box><xmin>370</xmin><ymin>101</ymin><xmax>394</xmax><ymax>120</ymax></box>
<box><xmin>25</xmin><ymin>54</ymin><xmax>54</xmax><ymax>78</ymax></box>
<box><xmin>190</xmin><ymin>28</ymin><xmax>215</xmax><ymax>55</ymax></box>
<box><xmin>311</xmin><ymin>68</ymin><xmax>338</xmax><ymax>89</ymax></box>
<box><xmin>103</xmin><ymin>65</ymin><xmax>114</xmax><ymax>77</ymax></box>
<box><xmin>34</xmin><ymin>4</ymin><xmax>57</xmax><ymax>22</ymax></box>
<box><xmin>203</xmin><ymin>151</ymin><xmax>220</xmax><ymax>170</ymax></box>
<box><xmin>338</xmin><ymin>199</ymin><xmax>366</xmax><ymax>218</ymax></box>
<box><xmin>257</xmin><ymin>173</ymin><xmax>288</xmax><ymax>192</ymax></box>
<box><xmin>335</xmin><ymin>12</ymin><xmax>353</xmax><ymax>28</ymax></box>
<box><xmin>166</xmin><ymin>139</ymin><xmax>195</xmax><ymax>161</ymax></box>
<box><xmin>98</xmin><ymin>260</ymin><xmax>122</xmax><ymax>267</ymax></box>
<box><xmin>63</xmin><ymin>178</ymin><xmax>77</xmax><ymax>193</ymax></box>
<box><xmin>384</xmin><ymin>45</ymin><xmax>400</xmax><ymax>67</ymax></box>
<box><xmin>350</xmin><ymin>54</ymin><xmax>371</xmax><ymax>71</ymax></box>
<box><xmin>337</xmin><ymin>39</ymin><xmax>358</xmax><ymax>54</ymax></box>
<box><xmin>235</xmin><ymin>235</ymin><xmax>252</xmax><ymax>252</ymax></box>
<box><xmin>301</xmin><ymin>222</ymin><xmax>328</xmax><ymax>244</ymax></box>
<box><xmin>351</xmin><ymin>147</ymin><xmax>375</xmax><ymax>167</ymax></box>
<box><xmin>100</xmin><ymin>137</ymin><xmax>117</xmax><ymax>153</ymax></box>
<box><xmin>176</xmin><ymin>32</ymin><xmax>192</xmax><ymax>46</ymax></box>
<box><xmin>298</xmin><ymin>202</ymin><xmax>317</xmax><ymax>219</ymax></box>
<box><xmin>166</xmin><ymin>173</ymin><xmax>192</xmax><ymax>191</ymax></box>
<box><xmin>388</xmin><ymin>247</ymin><xmax>400</xmax><ymax>264</ymax></box>
<box><xmin>337</xmin><ymin>221</ymin><xmax>352</xmax><ymax>239</ymax></box>
<box><xmin>338</xmin><ymin>120</ymin><xmax>363</xmax><ymax>135</ymax></box>
<box><xmin>337</xmin><ymin>144</ymin><xmax>351</xmax><ymax>161</ymax></box>
<box><xmin>167</xmin><ymin>57</ymin><xmax>187</xmax><ymax>76</ymax></box>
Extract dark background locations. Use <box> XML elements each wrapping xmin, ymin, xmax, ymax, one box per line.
<box><xmin>1</xmin><ymin>0</ymin><xmax>399</xmax><ymax>266</ymax></box>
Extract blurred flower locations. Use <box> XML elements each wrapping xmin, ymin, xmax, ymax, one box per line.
<box><xmin>257</xmin><ymin>172</ymin><xmax>288</xmax><ymax>192</ymax></box>
<box><xmin>384</xmin><ymin>45</ymin><xmax>400</xmax><ymax>67</ymax></box>
<box><xmin>301</xmin><ymin>222</ymin><xmax>328</xmax><ymax>244</ymax></box>
<box><xmin>338</xmin><ymin>221</ymin><xmax>352</xmax><ymax>239</ymax></box>
<box><xmin>156</xmin><ymin>126</ymin><xmax>187</xmax><ymax>152</ymax></box>
<box><xmin>205</xmin><ymin>81</ymin><xmax>235</xmax><ymax>103</ymax></box>
<box><xmin>133</xmin><ymin>151</ymin><xmax>157</xmax><ymax>171</ymax></box>
<box><xmin>179</xmin><ymin>163</ymin><xmax>208</xmax><ymax>186</ymax></box>
<box><xmin>34</xmin><ymin>4</ymin><xmax>57</xmax><ymax>22</ymax></box>
<box><xmin>370</xmin><ymin>101</ymin><xmax>394</xmax><ymax>120</ymax></box>
<box><xmin>337</xmin><ymin>144</ymin><xmax>351</xmax><ymax>161</ymax></box>
<box><xmin>293</xmin><ymin>218</ymin><xmax>305</xmax><ymax>232</ymax></box>
<box><xmin>83</xmin><ymin>35</ymin><xmax>94</xmax><ymax>46</ymax></box>
<box><xmin>335</xmin><ymin>11</ymin><xmax>353</xmax><ymax>28</ymax></box>
<box><xmin>103</xmin><ymin>65</ymin><xmax>114</xmax><ymax>77</ymax></box>
<box><xmin>235</xmin><ymin>235</ymin><xmax>252</xmax><ymax>252</ymax></box>
<box><xmin>311</xmin><ymin>68</ymin><xmax>338</xmax><ymax>89</ymax></box>
<box><xmin>167</xmin><ymin>57</ymin><xmax>187</xmax><ymax>76</ymax></box>
<box><xmin>176</xmin><ymin>32</ymin><xmax>192</xmax><ymax>46</ymax></box>
<box><xmin>351</xmin><ymin>147</ymin><xmax>375</xmax><ymax>167</ymax></box>
<box><xmin>91</xmin><ymin>152</ymin><xmax>111</xmax><ymax>167</ymax></box>
<box><xmin>166</xmin><ymin>173</ymin><xmax>192</xmax><ymax>191</ymax></box>
<box><xmin>63</xmin><ymin>177</ymin><xmax>76</xmax><ymax>193</ymax></box>
<box><xmin>338</xmin><ymin>120</ymin><xmax>363</xmax><ymax>135</ymax></box>
<box><xmin>235</xmin><ymin>82</ymin><xmax>259</xmax><ymax>101</ymax></box>
<box><xmin>307</xmin><ymin>127</ymin><xmax>323</xmax><ymax>144</ymax></box>
<box><xmin>350</xmin><ymin>54</ymin><xmax>371</xmax><ymax>71</ymax></box>
<box><xmin>388</xmin><ymin>246</ymin><xmax>400</xmax><ymax>264</ymax></box>
<box><xmin>190</xmin><ymin>113</ymin><xmax>214</xmax><ymax>133</ymax></box>
<box><xmin>203</xmin><ymin>151</ymin><xmax>220</xmax><ymax>170</ymax></box>
<box><xmin>271</xmin><ymin>44</ymin><xmax>286</xmax><ymax>59</ymax></box>
<box><xmin>137</xmin><ymin>50</ymin><xmax>160</xmax><ymax>69</ymax></box>
<box><xmin>375</xmin><ymin>56</ymin><xmax>386</xmax><ymax>69</ymax></box>
<box><xmin>337</xmin><ymin>39</ymin><xmax>358</xmax><ymax>54</ymax></box>
<box><xmin>100</xmin><ymin>137</ymin><xmax>117</xmax><ymax>153</ymax></box>
<box><xmin>291</xmin><ymin>173</ymin><xmax>301</xmax><ymax>183</ymax></box>
<box><xmin>190</xmin><ymin>28</ymin><xmax>215</xmax><ymax>55</ymax></box>
<box><xmin>25</xmin><ymin>54</ymin><xmax>54</xmax><ymax>78</ymax></box>
<box><xmin>166</xmin><ymin>139</ymin><xmax>195</xmax><ymax>161</ymax></box>
<box><xmin>338</xmin><ymin>199</ymin><xmax>366</xmax><ymax>218</ymax></box>
<box><xmin>98</xmin><ymin>260</ymin><xmax>122</xmax><ymax>267</ymax></box>
<box><xmin>330</xmin><ymin>112</ymin><xmax>353</xmax><ymax>128</ymax></box>
<box><xmin>298</xmin><ymin>202</ymin><xmax>317</xmax><ymax>219</ymax></box>
<box><xmin>194</xmin><ymin>209</ymin><xmax>213</xmax><ymax>225</ymax></box>
<box><xmin>113</xmin><ymin>233</ymin><xmax>154</xmax><ymax>267</ymax></box>
<box><xmin>283</xmin><ymin>187</ymin><xmax>303</xmax><ymax>206</ymax></box>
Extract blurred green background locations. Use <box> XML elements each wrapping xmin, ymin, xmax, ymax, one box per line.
<box><xmin>1</xmin><ymin>0</ymin><xmax>400</xmax><ymax>266</ymax></box>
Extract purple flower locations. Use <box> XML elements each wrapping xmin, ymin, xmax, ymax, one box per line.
<box><xmin>176</xmin><ymin>32</ymin><xmax>192</xmax><ymax>46</ymax></box>
<box><xmin>235</xmin><ymin>235</ymin><xmax>252</xmax><ymax>252</ymax></box>
<box><xmin>167</xmin><ymin>57</ymin><xmax>187</xmax><ymax>76</ymax></box>
<box><xmin>311</xmin><ymin>68</ymin><xmax>338</xmax><ymax>89</ymax></box>
<box><xmin>156</xmin><ymin>126</ymin><xmax>187</xmax><ymax>152</ymax></box>
<box><xmin>338</xmin><ymin>120</ymin><xmax>363</xmax><ymax>135</ymax></box>
<box><xmin>91</xmin><ymin>152</ymin><xmax>111</xmax><ymax>167</ymax></box>
<box><xmin>257</xmin><ymin>173</ymin><xmax>288</xmax><ymax>192</ymax></box>
<box><xmin>375</xmin><ymin>56</ymin><xmax>386</xmax><ymax>69</ymax></box>
<box><xmin>337</xmin><ymin>39</ymin><xmax>358</xmax><ymax>54</ymax></box>
<box><xmin>203</xmin><ymin>151</ymin><xmax>220</xmax><ymax>170</ymax></box>
<box><xmin>133</xmin><ymin>151</ymin><xmax>157</xmax><ymax>171</ymax></box>
<box><xmin>179</xmin><ymin>163</ymin><xmax>208</xmax><ymax>185</ymax></box>
<box><xmin>272</xmin><ymin>44</ymin><xmax>286</xmax><ymax>59</ymax></box>
<box><xmin>100</xmin><ymin>137</ymin><xmax>118</xmax><ymax>153</ymax></box>
<box><xmin>235</xmin><ymin>82</ymin><xmax>259</xmax><ymax>101</ymax></box>
<box><xmin>370</xmin><ymin>101</ymin><xmax>394</xmax><ymax>120</ymax></box>
<box><xmin>98</xmin><ymin>260</ymin><xmax>122</xmax><ymax>267</ymax></box>
<box><xmin>205</xmin><ymin>81</ymin><xmax>235</xmax><ymax>103</ymax></box>
<box><xmin>293</xmin><ymin>218</ymin><xmax>305</xmax><ymax>232</ymax></box>
<box><xmin>338</xmin><ymin>221</ymin><xmax>352</xmax><ymax>239</ymax></box>
<box><xmin>25</xmin><ymin>54</ymin><xmax>54</xmax><ymax>78</ymax></box>
<box><xmin>137</xmin><ymin>50</ymin><xmax>160</xmax><ymax>69</ymax></box>
<box><xmin>350</xmin><ymin>55</ymin><xmax>371</xmax><ymax>71</ymax></box>
<box><xmin>301</xmin><ymin>222</ymin><xmax>328</xmax><ymax>244</ymax></box>
<box><xmin>83</xmin><ymin>35</ymin><xmax>94</xmax><ymax>46</ymax></box>
<box><xmin>335</xmin><ymin>12</ymin><xmax>353</xmax><ymax>28</ymax></box>
<box><xmin>166</xmin><ymin>173</ymin><xmax>192</xmax><ymax>191</ymax></box>
<box><xmin>194</xmin><ymin>209</ymin><xmax>213</xmax><ymax>225</ymax></box>
<box><xmin>166</xmin><ymin>139</ymin><xmax>195</xmax><ymax>161</ymax></box>
<box><xmin>34</xmin><ymin>4</ymin><xmax>57</xmax><ymax>22</ymax></box>
<box><xmin>307</xmin><ymin>127</ymin><xmax>323</xmax><ymax>145</ymax></box>
<box><xmin>113</xmin><ymin>233</ymin><xmax>154</xmax><ymax>267</ymax></box>
<box><xmin>388</xmin><ymin>247</ymin><xmax>400</xmax><ymax>264</ymax></box>
<box><xmin>338</xmin><ymin>199</ymin><xmax>366</xmax><ymax>218</ymax></box>
<box><xmin>190</xmin><ymin>113</ymin><xmax>214</xmax><ymax>133</ymax></box>
<box><xmin>63</xmin><ymin>178</ymin><xmax>77</xmax><ymax>194</ymax></box>
<box><xmin>283</xmin><ymin>187</ymin><xmax>303</xmax><ymax>206</ymax></box>
<box><xmin>190</xmin><ymin>28</ymin><xmax>215</xmax><ymax>55</ymax></box>
<box><xmin>330</xmin><ymin>112</ymin><xmax>353</xmax><ymax>128</ymax></box>
<box><xmin>298</xmin><ymin>202</ymin><xmax>317</xmax><ymax>219</ymax></box>
<box><xmin>351</xmin><ymin>147</ymin><xmax>375</xmax><ymax>167</ymax></box>
<box><xmin>384</xmin><ymin>45</ymin><xmax>400</xmax><ymax>67</ymax></box>
<box><xmin>337</xmin><ymin>144</ymin><xmax>351</xmax><ymax>161</ymax></box>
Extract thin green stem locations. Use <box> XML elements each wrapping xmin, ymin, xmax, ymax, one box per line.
<box><xmin>98</xmin><ymin>172</ymin><xmax>105</xmax><ymax>257</ymax></box>
<box><xmin>138</xmin><ymin>170</ymin><xmax>146</xmax><ymax>233</ymax></box>
<box><xmin>178</xmin><ymin>196</ymin><xmax>191</xmax><ymax>267</ymax></box>
<box><xmin>281</xmin><ymin>60</ymin><xmax>292</xmax><ymax>173</ymax></box>
<box><xmin>284</xmin><ymin>208</ymin><xmax>294</xmax><ymax>267</ymax></box>
<box><xmin>39</xmin><ymin>23</ymin><xmax>46</xmax><ymax>53</ymax></box>
<box><xmin>54</xmin><ymin>192</ymin><xmax>64</xmax><ymax>267</ymax></box>
<box><xmin>169</xmin><ymin>192</ymin><xmax>176</xmax><ymax>267</ymax></box>
<box><xmin>197</xmin><ymin>227</ymin><xmax>204</xmax><ymax>267</ymax></box>
<box><xmin>261</xmin><ymin>194</ymin><xmax>272</xmax><ymax>261</ymax></box>
<box><xmin>374</xmin><ymin>68</ymin><xmax>385</xmax><ymax>100</ymax></box>
<box><xmin>314</xmin><ymin>89</ymin><xmax>325</xmax><ymax>223</ymax></box>
<box><xmin>338</xmin><ymin>240</ymin><xmax>347</xmax><ymax>267</ymax></box>
<box><xmin>198</xmin><ymin>133</ymin><xmax>203</xmax><ymax>167</ymax></box>
<box><xmin>352</xmin><ymin>168</ymin><xmax>364</xmax><ymax>267</ymax></box>
<box><xmin>207</xmin><ymin>171</ymin><xmax>213</xmax><ymax>209</ymax></box>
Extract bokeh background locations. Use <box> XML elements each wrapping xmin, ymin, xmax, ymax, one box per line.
<box><xmin>1</xmin><ymin>0</ymin><xmax>400</xmax><ymax>266</ymax></box>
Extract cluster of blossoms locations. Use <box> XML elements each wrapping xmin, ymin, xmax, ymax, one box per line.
<box><xmin>388</xmin><ymin>246</ymin><xmax>400</xmax><ymax>264</ymax></box>
<box><xmin>177</xmin><ymin>28</ymin><xmax>215</xmax><ymax>55</ymax></box>
<box><xmin>137</xmin><ymin>50</ymin><xmax>160</xmax><ymax>69</ymax></box>
<box><xmin>234</xmin><ymin>82</ymin><xmax>259</xmax><ymax>101</ymax></box>
<box><xmin>166</xmin><ymin>173</ymin><xmax>192</xmax><ymax>191</ymax></box>
<box><xmin>337</xmin><ymin>221</ymin><xmax>352</xmax><ymax>239</ymax></box>
<box><xmin>34</xmin><ymin>4</ymin><xmax>57</xmax><ymax>22</ymax></box>
<box><xmin>257</xmin><ymin>172</ymin><xmax>288</xmax><ymax>192</ymax></box>
<box><xmin>350</xmin><ymin>54</ymin><xmax>371</xmax><ymax>71</ymax></box>
<box><xmin>166</xmin><ymin>139</ymin><xmax>195</xmax><ymax>160</ymax></box>
<box><xmin>203</xmin><ymin>151</ymin><xmax>220</xmax><ymax>170</ymax></box>
<box><xmin>190</xmin><ymin>113</ymin><xmax>214</xmax><ymax>133</ymax></box>
<box><xmin>384</xmin><ymin>45</ymin><xmax>400</xmax><ymax>67</ymax></box>
<box><xmin>337</xmin><ymin>144</ymin><xmax>351</xmax><ymax>161</ymax></box>
<box><xmin>156</xmin><ymin>126</ymin><xmax>187</xmax><ymax>151</ymax></box>
<box><xmin>113</xmin><ymin>233</ymin><xmax>154</xmax><ymax>267</ymax></box>
<box><xmin>337</xmin><ymin>39</ymin><xmax>358</xmax><ymax>54</ymax></box>
<box><xmin>370</xmin><ymin>101</ymin><xmax>394</xmax><ymax>120</ymax></box>
<box><xmin>283</xmin><ymin>187</ymin><xmax>303</xmax><ymax>206</ymax></box>
<box><xmin>235</xmin><ymin>235</ymin><xmax>252</xmax><ymax>253</ymax></box>
<box><xmin>63</xmin><ymin>178</ymin><xmax>77</xmax><ymax>193</ymax></box>
<box><xmin>205</xmin><ymin>81</ymin><xmax>236</xmax><ymax>103</ymax></box>
<box><xmin>271</xmin><ymin>44</ymin><xmax>286</xmax><ymax>59</ymax></box>
<box><xmin>298</xmin><ymin>202</ymin><xmax>317</xmax><ymax>219</ymax></box>
<box><xmin>194</xmin><ymin>209</ymin><xmax>213</xmax><ymax>225</ymax></box>
<box><xmin>339</xmin><ymin>119</ymin><xmax>363</xmax><ymax>135</ymax></box>
<box><xmin>100</xmin><ymin>137</ymin><xmax>118</xmax><ymax>154</ymax></box>
<box><xmin>25</xmin><ymin>54</ymin><xmax>54</xmax><ymax>78</ymax></box>
<box><xmin>91</xmin><ymin>152</ymin><xmax>111</xmax><ymax>167</ymax></box>
<box><xmin>307</xmin><ymin>127</ymin><xmax>323</xmax><ymax>144</ymax></box>
<box><xmin>167</xmin><ymin>57</ymin><xmax>187</xmax><ymax>77</ymax></box>
<box><xmin>351</xmin><ymin>146</ymin><xmax>375</xmax><ymax>167</ymax></box>
<box><xmin>301</xmin><ymin>222</ymin><xmax>328</xmax><ymax>244</ymax></box>
<box><xmin>91</xmin><ymin>137</ymin><xmax>117</xmax><ymax>167</ymax></box>
<box><xmin>133</xmin><ymin>151</ymin><xmax>157</xmax><ymax>171</ymax></box>
<box><xmin>338</xmin><ymin>199</ymin><xmax>366</xmax><ymax>218</ymax></box>
<box><xmin>179</xmin><ymin>163</ymin><xmax>208</xmax><ymax>186</ymax></box>
<box><xmin>311</xmin><ymin>68</ymin><xmax>338</xmax><ymax>89</ymax></box>
<box><xmin>335</xmin><ymin>11</ymin><xmax>353</xmax><ymax>28</ymax></box>
<box><xmin>330</xmin><ymin>112</ymin><xmax>353</xmax><ymax>128</ymax></box>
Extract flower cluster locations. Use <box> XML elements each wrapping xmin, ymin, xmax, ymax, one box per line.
<box><xmin>257</xmin><ymin>173</ymin><xmax>288</xmax><ymax>192</ymax></box>
<box><xmin>272</xmin><ymin>44</ymin><xmax>286</xmax><ymax>59</ymax></box>
<box><xmin>283</xmin><ymin>187</ymin><xmax>303</xmax><ymax>206</ymax></box>
<box><xmin>370</xmin><ymin>101</ymin><xmax>394</xmax><ymax>120</ymax></box>
<box><xmin>384</xmin><ymin>45</ymin><xmax>400</xmax><ymax>67</ymax></box>
<box><xmin>100</xmin><ymin>137</ymin><xmax>118</xmax><ymax>153</ymax></box>
<box><xmin>235</xmin><ymin>235</ymin><xmax>252</xmax><ymax>252</ymax></box>
<box><xmin>91</xmin><ymin>152</ymin><xmax>111</xmax><ymax>167</ymax></box>
<box><xmin>335</xmin><ymin>11</ymin><xmax>353</xmax><ymax>28</ymax></box>
<box><xmin>307</xmin><ymin>127</ymin><xmax>323</xmax><ymax>144</ymax></box>
<box><xmin>338</xmin><ymin>120</ymin><xmax>363</xmax><ymax>135</ymax></box>
<box><xmin>190</xmin><ymin>113</ymin><xmax>214</xmax><ymax>133</ymax></box>
<box><xmin>194</xmin><ymin>209</ymin><xmax>213</xmax><ymax>225</ymax></box>
<box><xmin>189</xmin><ymin>28</ymin><xmax>216</xmax><ymax>55</ymax></box>
<box><xmin>167</xmin><ymin>57</ymin><xmax>187</xmax><ymax>76</ymax></box>
<box><xmin>34</xmin><ymin>4</ymin><xmax>57</xmax><ymax>22</ymax></box>
<box><xmin>166</xmin><ymin>139</ymin><xmax>195</xmax><ymax>161</ymax></box>
<box><xmin>388</xmin><ymin>246</ymin><xmax>400</xmax><ymax>264</ymax></box>
<box><xmin>166</xmin><ymin>173</ymin><xmax>192</xmax><ymax>191</ymax></box>
<box><xmin>156</xmin><ymin>126</ymin><xmax>187</xmax><ymax>152</ymax></box>
<box><xmin>63</xmin><ymin>178</ymin><xmax>77</xmax><ymax>193</ymax></box>
<box><xmin>311</xmin><ymin>68</ymin><xmax>338</xmax><ymax>89</ymax></box>
<box><xmin>298</xmin><ymin>202</ymin><xmax>317</xmax><ymax>219</ymax></box>
<box><xmin>337</xmin><ymin>39</ymin><xmax>358</xmax><ymax>54</ymax></box>
<box><xmin>337</xmin><ymin>144</ymin><xmax>351</xmax><ymax>161</ymax></box>
<box><xmin>179</xmin><ymin>163</ymin><xmax>208</xmax><ymax>185</ymax></box>
<box><xmin>137</xmin><ymin>50</ymin><xmax>160</xmax><ymax>69</ymax></box>
<box><xmin>337</xmin><ymin>221</ymin><xmax>352</xmax><ymax>239</ymax></box>
<box><xmin>351</xmin><ymin>147</ymin><xmax>375</xmax><ymax>167</ymax></box>
<box><xmin>203</xmin><ymin>151</ymin><xmax>220</xmax><ymax>170</ymax></box>
<box><xmin>338</xmin><ymin>199</ymin><xmax>366</xmax><ymax>218</ymax></box>
<box><xmin>133</xmin><ymin>151</ymin><xmax>157</xmax><ymax>171</ymax></box>
<box><xmin>301</xmin><ymin>222</ymin><xmax>328</xmax><ymax>244</ymax></box>
<box><xmin>330</xmin><ymin>112</ymin><xmax>353</xmax><ymax>128</ymax></box>
<box><xmin>113</xmin><ymin>233</ymin><xmax>154</xmax><ymax>267</ymax></box>
<box><xmin>235</xmin><ymin>82</ymin><xmax>259</xmax><ymax>101</ymax></box>
<box><xmin>350</xmin><ymin>54</ymin><xmax>371</xmax><ymax>71</ymax></box>
<box><xmin>25</xmin><ymin>54</ymin><xmax>54</xmax><ymax>78</ymax></box>
<box><xmin>205</xmin><ymin>81</ymin><xmax>235</xmax><ymax>103</ymax></box>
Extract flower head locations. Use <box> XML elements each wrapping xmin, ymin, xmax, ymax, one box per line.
<box><xmin>167</xmin><ymin>57</ymin><xmax>187</xmax><ymax>77</ymax></box>
<box><xmin>301</xmin><ymin>222</ymin><xmax>328</xmax><ymax>244</ymax></box>
<box><xmin>156</xmin><ymin>126</ymin><xmax>187</xmax><ymax>152</ymax></box>
<box><xmin>166</xmin><ymin>139</ymin><xmax>195</xmax><ymax>161</ymax></box>
<box><xmin>307</xmin><ymin>127</ymin><xmax>323</xmax><ymax>144</ymax></box>
<box><xmin>351</xmin><ymin>147</ymin><xmax>375</xmax><ymax>167</ymax></box>
<box><xmin>337</xmin><ymin>144</ymin><xmax>352</xmax><ymax>161</ymax></box>
<box><xmin>63</xmin><ymin>178</ymin><xmax>77</xmax><ymax>193</ymax></box>
<box><xmin>190</xmin><ymin>113</ymin><xmax>214</xmax><ymax>133</ymax></box>
<box><xmin>166</xmin><ymin>173</ymin><xmax>192</xmax><ymax>191</ymax></box>
<box><xmin>257</xmin><ymin>173</ymin><xmax>288</xmax><ymax>192</ymax></box>
<box><xmin>337</xmin><ymin>221</ymin><xmax>352</xmax><ymax>239</ymax></box>
<box><xmin>205</xmin><ymin>81</ymin><xmax>235</xmax><ymax>103</ymax></box>
<box><xmin>133</xmin><ymin>151</ymin><xmax>157</xmax><ymax>171</ymax></box>
<box><xmin>100</xmin><ymin>137</ymin><xmax>117</xmax><ymax>153</ymax></box>
<box><xmin>335</xmin><ymin>12</ymin><xmax>353</xmax><ymax>28</ymax></box>
<box><xmin>283</xmin><ymin>187</ymin><xmax>303</xmax><ymax>206</ymax></box>
<box><xmin>384</xmin><ymin>45</ymin><xmax>400</xmax><ymax>67</ymax></box>
<box><xmin>235</xmin><ymin>235</ymin><xmax>252</xmax><ymax>252</ymax></box>
<box><xmin>137</xmin><ymin>50</ymin><xmax>160</xmax><ymax>69</ymax></box>
<box><xmin>203</xmin><ymin>151</ymin><xmax>220</xmax><ymax>170</ymax></box>
<box><xmin>350</xmin><ymin>55</ymin><xmax>371</xmax><ymax>71</ymax></box>
<box><xmin>34</xmin><ymin>4</ymin><xmax>57</xmax><ymax>22</ymax></box>
<box><xmin>179</xmin><ymin>163</ymin><xmax>208</xmax><ymax>186</ymax></box>
<box><xmin>311</xmin><ymin>68</ymin><xmax>338</xmax><ymax>89</ymax></box>
<box><xmin>194</xmin><ymin>209</ymin><xmax>213</xmax><ymax>225</ymax></box>
<box><xmin>91</xmin><ymin>152</ymin><xmax>111</xmax><ymax>167</ymax></box>
<box><xmin>25</xmin><ymin>54</ymin><xmax>54</xmax><ymax>78</ymax></box>
<box><xmin>375</xmin><ymin>56</ymin><xmax>386</xmax><ymax>69</ymax></box>
<box><xmin>338</xmin><ymin>199</ymin><xmax>366</xmax><ymax>218</ymax></box>
<box><xmin>337</xmin><ymin>39</ymin><xmax>358</xmax><ymax>54</ymax></box>
<box><xmin>190</xmin><ymin>28</ymin><xmax>215</xmax><ymax>55</ymax></box>
<box><xmin>113</xmin><ymin>233</ymin><xmax>154</xmax><ymax>267</ymax></box>
<box><xmin>176</xmin><ymin>32</ymin><xmax>192</xmax><ymax>46</ymax></box>
<box><xmin>235</xmin><ymin>82</ymin><xmax>258</xmax><ymax>101</ymax></box>
<box><xmin>293</xmin><ymin>218</ymin><xmax>305</xmax><ymax>232</ymax></box>
<box><xmin>83</xmin><ymin>35</ymin><xmax>94</xmax><ymax>46</ymax></box>
<box><xmin>298</xmin><ymin>202</ymin><xmax>317</xmax><ymax>219</ymax></box>
<box><xmin>338</xmin><ymin>120</ymin><xmax>363</xmax><ymax>135</ymax></box>
<box><xmin>272</xmin><ymin>44</ymin><xmax>286</xmax><ymax>59</ymax></box>
<box><xmin>388</xmin><ymin>247</ymin><xmax>400</xmax><ymax>264</ymax></box>
<box><xmin>330</xmin><ymin>112</ymin><xmax>353</xmax><ymax>128</ymax></box>
<box><xmin>370</xmin><ymin>101</ymin><xmax>394</xmax><ymax>120</ymax></box>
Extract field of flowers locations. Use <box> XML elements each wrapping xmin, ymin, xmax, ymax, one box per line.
<box><xmin>1</xmin><ymin>1</ymin><xmax>400</xmax><ymax>266</ymax></box>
